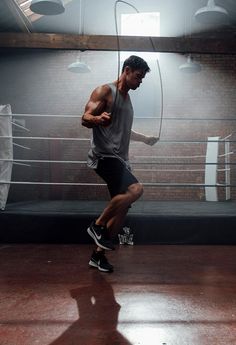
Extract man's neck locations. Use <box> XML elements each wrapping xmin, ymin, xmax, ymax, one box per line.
<box><xmin>115</xmin><ymin>77</ymin><xmax>129</xmax><ymax>97</ymax></box>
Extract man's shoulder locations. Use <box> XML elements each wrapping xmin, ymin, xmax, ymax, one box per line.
<box><xmin>95</xmin><ymin>83</ymin><xmax>111</xmax><ymax>92</ymax></box>
<box><xmin>102</xmin><ymin>83</ymin><xmax>114</xmax><ymax>92</ymax></box>
<box><xmin>94</xmin><ymin>83</ymin><xmax>113</xmax><ymax>99</ymax></box>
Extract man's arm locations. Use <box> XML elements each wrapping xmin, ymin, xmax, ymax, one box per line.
<box><xmin>81</xmin><ymin>85</ymin><xmax>111</xmax><ymax>128</ymax></box>
<box><xmin>131</xmin><ymin>129</ymin><xmax>159</xmax><ymax>146</ymax></box>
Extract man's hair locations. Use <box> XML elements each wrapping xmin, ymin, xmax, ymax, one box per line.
<box><xmin>122</xmin><ymin>55</ymin><xmax>150</xmax><ymax>73</ymax></box>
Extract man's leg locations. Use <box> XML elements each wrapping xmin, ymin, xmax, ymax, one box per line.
<box><xmin>94</xmin><ymin>206</ymin><xmax>128</xmax><ymax>250</ymax></box>
<box><xmin>87</xmin><ymin>158</ymin><xmax>142</xmax><ymax>252</ymax></box>
<box><xmin>89</xmin><ymin>204</ymin><xmax>131</xmax><ymax>272</ymax></box>
<box><xmin>87</xmin><ymin>183</ymin><xmax>142</xmax><ymax>251</ymax></box>
<box><xmin>95</xmin><ymin>183</ymin><xmax>143</xmax><ymax>227</ymax></box>
<box><xmin>107</xmin><ymin>207</ymin><xmax>129</xmax><ymax>238</ymax></box>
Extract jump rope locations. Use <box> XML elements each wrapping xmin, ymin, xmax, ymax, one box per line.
<box><xmin>112</xmin><ymin>0</ymin><xmax>164</xmax><ymax>140</ymax></box>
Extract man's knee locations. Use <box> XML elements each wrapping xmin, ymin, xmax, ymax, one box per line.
<box><xmin>128</xmin><ymin>183</ymin><xmax>143</xmax><ymax>200</ymax></box>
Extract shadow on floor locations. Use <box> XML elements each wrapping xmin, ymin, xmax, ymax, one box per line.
<box><xmin>49</xmin><ymin>271</ymin><xmax>131</xmax><ymax>345</ymax></box>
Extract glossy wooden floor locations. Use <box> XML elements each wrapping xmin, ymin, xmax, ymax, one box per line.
<box><xmin>0</xmin><ymin>244</ymin><xmax>236</xmax><ymax>345</ymax></box>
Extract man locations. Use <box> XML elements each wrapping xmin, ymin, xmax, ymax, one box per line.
<box><xmin>82</xmin><ymin>55</ymin><xmax>158</xmax><ymax>272</ymax></box>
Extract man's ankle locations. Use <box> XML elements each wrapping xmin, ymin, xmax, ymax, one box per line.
<box><xmin>95</xmin><ymin>220</ymin><xmax>106</xmax><ymax>227</ymax></box>
<box><xmin>96</xmin><ymin>247</ymin><xmax>104</xmax><ymax>253</ymax></box>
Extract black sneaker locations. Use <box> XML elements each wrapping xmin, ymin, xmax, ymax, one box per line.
<box><xmin>89</xmin><ymin>250</ymin><xmax>113</xmax><ymax>272</ymax></box>
<box><xmin>87</xmin><ymin>221</ymin><xmax>114</xmax><ymax>251</ymax></box>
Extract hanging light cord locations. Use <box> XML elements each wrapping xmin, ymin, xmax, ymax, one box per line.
<box><xmin>114</xmin><ymin>0</ymin><xmax>164</xmax><ymax>139</ymax></box>
<box><xmin>151</xmin><ymin>38</ymin><xmax>164</xmax><ymax>139</ymax></box>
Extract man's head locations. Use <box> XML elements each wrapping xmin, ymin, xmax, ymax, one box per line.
<box><xmin>121</xmin><ymin>55</ymin><xmax>150</xmax><ymax>90</ymax></box>
<box><xmin>122</xmin><ymin>55</ymin><xmax>150</xmax><ymax>73</ymax></box>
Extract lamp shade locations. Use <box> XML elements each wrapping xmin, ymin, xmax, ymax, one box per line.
<box><xmin>68</xmin><ymin>61</ymin><xmax>91</xmax><ymax>73</ymax></box>
<box><xmin>30</xmin><ymin>0</ymin><xmax>65</xmax><ymax>15</ymax></box>
<box><xmin>179</xmin><ymin>55</ymin><xmax>201</xmax><ymax>73</ymax></box>
<box><xmin>194</xmin><ymin>0</ymin><xmax>229</xmax><ymax>25</ymax></box>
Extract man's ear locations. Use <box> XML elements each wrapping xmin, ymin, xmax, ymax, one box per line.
<box><xmin>124</xmin><ymin>66</ymin><xmax>132</xmax><ymax>74</ymax></box>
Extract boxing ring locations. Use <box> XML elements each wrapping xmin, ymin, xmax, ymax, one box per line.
<box><xmin>0</xmin><ymin>106</ymin><xmax>236</xmax><ymax>244</ymax></box>
<box><xmin>0</xmin><ymin>107</ymin><xmax>235</xmax><ymax>207</ymax></box>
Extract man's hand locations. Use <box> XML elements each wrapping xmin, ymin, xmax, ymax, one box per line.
<box><xmin>98</xmin><ymin>112</ymin><xmax>111</xmax><ymax>127</ymax></box>
<box><xmin>144</xmin><ymin>136</ymin><xmax>159</xmax><ymax>146</ymax></box>
<box><xmin>130</xmin><ymin>130</ymin><xmax>159</xmax><ymax>145</ymax></box>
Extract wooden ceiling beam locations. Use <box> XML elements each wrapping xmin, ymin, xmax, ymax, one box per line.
<box><xmin>0</xmin><ymin>32</ymin><xmax>236</xmax><ymax>54</ymax></box>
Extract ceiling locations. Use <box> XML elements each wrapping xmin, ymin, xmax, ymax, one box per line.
<box><xmin>0</xmin><ymin>0</ymin><xmax>236</xmax><ymax>38</ymax></box>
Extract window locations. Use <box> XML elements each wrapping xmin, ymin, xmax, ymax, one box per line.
<box><xmin>121</xmin><ymin>12</ymin><xmax>160</xmax><ymax>61</ymax></box>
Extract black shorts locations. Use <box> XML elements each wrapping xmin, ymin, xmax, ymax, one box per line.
<box><xmin>95</xmin><ymin>157</ymin><xmax>139</xmax><ymax>198</ymax></box>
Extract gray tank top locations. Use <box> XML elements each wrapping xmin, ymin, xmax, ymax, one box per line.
<box><xmin>87</xmin><ymin>83</ymin><xmax>134</xmax><ymax>169</ymax></box>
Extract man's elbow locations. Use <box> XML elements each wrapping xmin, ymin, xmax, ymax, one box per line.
<box><xmin>82</xmin><ymin>120</ymin><xmax>91</xmax><ymax>128</ymax></box>
<box><xmin>81</xmin><ymin>117</ymin><xmax>93</xmax><ymax>128</ymax></box>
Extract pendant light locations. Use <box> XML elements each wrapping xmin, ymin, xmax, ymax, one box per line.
<box><xmin>194</xmin><ymin>0</ymin><xmax>229</xmax><ymax>25</ymax></box>
<box><xmin>179</xmin><ymin>54</ymin><xmax>201</xmax><ymax>73</ymax></box>
<box><xmin>67</xmin><ymin>0</ymin><xmax>91</xmax><ymax>73</ymax></box>
<box><xmin>68</xmin><ymin>59</ymin><xmax>91</xmax><ymax>73</ymax></box>
<box><xmin>30</xmin><ymin>0</ymin><xmax>65</xmax><ymax>15</ymax></box>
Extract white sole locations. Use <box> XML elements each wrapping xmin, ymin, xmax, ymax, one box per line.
<box><xmin>98</xmin><ymin>266</ymin><xmax>113</xmax><ymax>272</ymax></box>
<box><xmin>89</xmin><ymin>260</ymin><xmax>98</xmax><ymax>268</ymax></box>
<box><xmin>89</xmin><ymin>260</ymin><xmax>112</xmax><ymax>272</ymax></box>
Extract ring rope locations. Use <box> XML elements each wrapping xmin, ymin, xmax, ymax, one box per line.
<box><xmin>0</xmin><ymin>158</ymin><xmax>235</xmax><ymax>165</ymax></box>
<box><xmin>0</xmin><ymin>181</ymin><xmax>234</xmax><ymax>187</ymax></box>
<box><xmin>1</xmin><ymin>136</ymin><xmax>235</xmax><ymax>143</ymax></box>
<box><xmin>1</xmin><ymin>114</ymin><xmax>236</xmax><ymax>121</ymax></box>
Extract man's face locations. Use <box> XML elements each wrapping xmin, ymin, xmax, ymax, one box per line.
<box><xmin>126</xmin><ymin>68</ymin><xmax>146</xmax><ymax>90</ymax></box>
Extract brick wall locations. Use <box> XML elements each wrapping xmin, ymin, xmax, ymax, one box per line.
<box><xmin>0</xmin><ymin>48</ymin><xmax>235</xmax><ymax>202</ymax></box>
